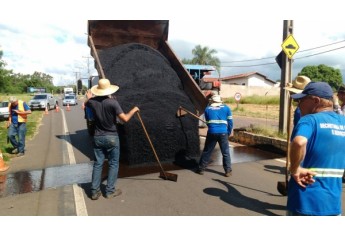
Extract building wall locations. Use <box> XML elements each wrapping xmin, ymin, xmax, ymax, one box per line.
<box><xmin>222</xmin><ymin>74</ymin><xmax>275</xmax><ymax>87</ymax></box>
<box><xmin>220</xmin><ymin>84</ymin><xmax>281</xmax><ymax>98</ymax></box>
<box><xmin>248</xmin><ymin>76</ymin><xmax>275</xmax><ymax>87</ymax></box>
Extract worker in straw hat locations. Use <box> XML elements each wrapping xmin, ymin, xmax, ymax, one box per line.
<box><xmin>85</xmin><ymin>78</ymin><xmax>139</xmax><ymax>200</ymax></box>
<box><xmin>335</xmin><ymin>84</ymin><xmax>345</xmax><ymax>181</ymax></box>
<box><xmin>336</xmin><ymin>84</ymin><xmax>345</xmax><ymax>115</ymax></box>
<box><xmin>196</xmin><ymin>94</ymin><xmax>233</xmax><ymax>177</ymax></box>
<box><xmin>284</xmin><ymin>75</ymin><xmax>311</xmax><ymax>126</ymax></box>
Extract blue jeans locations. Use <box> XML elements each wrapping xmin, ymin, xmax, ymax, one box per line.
<box><xmin>199</xmin><ymin>133</ymin><xmax>232</xmax><ymax>172</ymax></box>
<box><xmin>8</xmin><ymin>122</ymin><xmax>27</xmax><ymax>153</ymax></box>
<box><xmin>91</xmin><ymin>135</ymin><xmax>120</xmax><ymax>196</ymax></box>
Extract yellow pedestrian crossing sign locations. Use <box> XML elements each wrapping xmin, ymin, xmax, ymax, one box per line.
<box><xmin>281</xmin><ymin>34</ymin><xmax>299</xmax><ymax>59</ymax></box>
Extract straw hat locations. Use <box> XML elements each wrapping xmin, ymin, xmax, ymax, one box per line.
<box><xmin>284</xmin><ymin>75</ymin><xmax>311</xmax><ymax>94</ymax></box>
<box><xmin>91</xmin><ymin>78</ymin><xmax>119</xmax><ymax>96</ymax></box>
<box><xmin>210</xmin><ymin>95</ymin><xmax>222</xmax><ymax>107</ymax></box>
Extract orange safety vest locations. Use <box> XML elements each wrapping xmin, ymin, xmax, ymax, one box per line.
<box><xmin>9</xmin><ymin>100</ymin><xmax>28</xmax><ymax>123</ymax></box>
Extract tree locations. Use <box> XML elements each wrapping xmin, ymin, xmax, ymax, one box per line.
<box><xmin>0</xmin><ymin>45</ymin><xmax>59</xmax><ymax>94</ymax></box>
<box><xmin>0</xmin><ymin>45</ymin><xmax>5</xmax><ymax>69</ymax></box>
<box><xmin>182</xmin><ymin>45</ymin><xmax>221</xmax><ymax>76</ymax></box>
<box><xmin>298</xmin><ymin>64</ymin><xmax>343</xmax><ymax>91</ymax></box>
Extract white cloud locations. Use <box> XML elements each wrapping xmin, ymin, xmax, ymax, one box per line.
<box><xmin>1</xmin><ymin>2</ymin><xmax>345</xmax><ymax>86</ymax></box>
<box><xmin>0</xmin><ymin>19</ymin><xmax>94</xmax><ymax>86</ymax></box>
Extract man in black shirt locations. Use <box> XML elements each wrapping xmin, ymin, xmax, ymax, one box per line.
<box><xmin>85</xmin><ymin>78</ymin><xmax>139</xmax><ymax>200</ymax></box>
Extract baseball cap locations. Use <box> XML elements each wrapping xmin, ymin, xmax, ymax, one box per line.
<box><xmin>291</xmin><ymin>82</ymin><xmax>333</xmax><ymax>100</ymax></box>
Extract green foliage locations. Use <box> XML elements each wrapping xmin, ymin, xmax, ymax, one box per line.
<box><xmin>248</xmin><ymin>125</ymin><xmax>287</xmax><ymax>139</ymax></box>
<box><xmin>224</xmin><ymin>95</ymin><xmax>280</xmax><ymax>105</ymax></box>
<box><xmin>182</xmin><ymin>45</ymin><xmax>221</xmax><ymax>76</ymax></box>
<box><xmin>0</xmin><ymin>47</ymin><xmax>60</xmax><ymax>94</ymax></box>
<box><xmin>299</xmin><ymin>64</ymin><xmax>343</xmax><ymax>90</ymax></box>
<box><xmin>0</xmin><ymin>66</ymin><xmax>59</xmax><ymax>94</ymax></box>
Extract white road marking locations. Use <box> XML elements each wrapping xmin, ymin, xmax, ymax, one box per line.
<box><xmin>61</xmin><ymin>109</ymin><xmax>88</xmax><ymax>216</ymax></box>
<box><xmin>274</xmin><ymin>158</ymin><xmax>287</xmax><ymax>163</ymax></box>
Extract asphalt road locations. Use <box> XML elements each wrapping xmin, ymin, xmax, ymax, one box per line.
<box><xmin>0</xmin><ymin>98</ymin><xmax>344</xmax><ymax>219</ymax></box>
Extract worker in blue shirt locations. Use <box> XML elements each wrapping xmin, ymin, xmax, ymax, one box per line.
<box><xmin>196</xmin><ymin>95</ymin><xmax>233</xmax><ymax>177</ymax></box>
<box><xmin>287</xmin><ymin>82</ymin><xmax>345</xmax><ymax>216</ymax></box>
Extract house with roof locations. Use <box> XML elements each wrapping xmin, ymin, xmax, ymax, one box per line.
<box><xmin>219</xmin><ymin>72</ymin><xmax>280</xmax><ymax>97</ymax></box>
<box><xmin>221</xmin><ymin>72</ymin><xmax>277</xmax><ymax>87</ymax></box>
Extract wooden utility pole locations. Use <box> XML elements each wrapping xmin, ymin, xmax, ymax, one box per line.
<box><xmin>278</xmin><ymin>20</ymin><xmax>293</xmax><ymax>134</ymax></box>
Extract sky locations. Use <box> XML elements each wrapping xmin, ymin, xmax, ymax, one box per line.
<box><xmin>2</xmin><ymin>19</ymin><xmax>345</xmax><ymax>87</ymax></box>
<box><xmin>1</xmin><ymin>1</ymin><xmax>345</xmax><ymax>88</ymax></box>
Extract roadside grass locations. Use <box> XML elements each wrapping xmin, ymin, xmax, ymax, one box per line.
<box><xmin>224</xmin><ymin>95</ymin><xmax>280</xmax><ymax>105</ymax></box>
<box><xmin>226</xmin><ymin>95</ymin><xmax>281</xmax><ymax>120</ymax></box>
<box><xmin>0</xmin><ymin>94</ymin><xmax>44</xmax><ymax>162</ymax></box>
<box><xmin>246</xmin><ymin>124</ymin><xmax>287</xmax><ymax>139</ymax></box>
<box><xmin>225</xmin><ymin>95</ymin><xmax>288</xmax><ymax>139</ymax></box>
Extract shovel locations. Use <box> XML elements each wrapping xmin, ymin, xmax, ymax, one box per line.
<box><xmin>277</xmin><ymin>96</ymin><xmax>292</xmax><ymax>196</ymax></box>
<box><xmin>136</xmin><ymin>112</ymin><xmax>178</xmax><ymax>182</ymax></box>
<box><xmin>176</xmin><ymin>106</ymin><xmax>206</xmax><ymax>123</ymax></box>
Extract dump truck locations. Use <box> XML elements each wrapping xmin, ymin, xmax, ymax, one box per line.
<box><xmin>87</xmin><ymin>20</ymin><xmax>208</xmax><ymax>167</ymax></box>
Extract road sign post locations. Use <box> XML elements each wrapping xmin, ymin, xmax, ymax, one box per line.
<box><xmin>281</xmin><ymin>34</ymin><xmax>299</xmax><ymax>59</ymax></box>
<box><xmin>234</xmin><ymin>92</ymin><xmax>241</xmax><ymax>109</ymax></box>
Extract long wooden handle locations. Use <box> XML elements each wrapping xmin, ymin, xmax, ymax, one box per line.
<box><xmin>286</xmin><ymin>97</ymin><xmax>293</xmax><ymax>184</ymax></box>
<box><xmin>88</xmin><ymin>35</ymin><xmax>105</xmax><ymax>78</ymax></box>
<box><xmin>180</xmin><ymin>107</ymin><xmax>206</xmax><ymax>123</ymax></box>
<box><xmin>136</xmin><ymin>112</ymin><xmax>167</xmax><ymax>178</ymax></box>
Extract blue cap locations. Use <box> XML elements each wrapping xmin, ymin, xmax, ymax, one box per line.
<box><xmin>291</xmin><ymin>82</ymin><xmax>333</xmax><ymax>100</ymax></box>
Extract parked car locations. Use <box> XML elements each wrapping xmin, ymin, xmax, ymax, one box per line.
<box><xmin>63</xmin><ymin>95</ymin><xmax>78</xmax><ymax>106</ymax></box>
<box><xmin>0</xmin><ymin>101</ymin><xmax>10</xmax><ymax>120</ymax></box>
<box><xmin>28</xmin><ymin>93</ymin><xmax>57</xmax><ymax>110</ymax></box>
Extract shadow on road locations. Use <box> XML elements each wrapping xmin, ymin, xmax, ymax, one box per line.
<box><xmin>56</xmin><ymin>129</ymin><xmax>94</xmax><ymax>161</ymax></box>
<box><xmin>203</xmin><ymin>179</ymin><xmax>286</xmax><ymax>216</ymax></box>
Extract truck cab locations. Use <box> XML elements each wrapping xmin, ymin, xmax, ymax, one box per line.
<box><xmin>184</xmin><ymin>64</ymin><xmax>221</xmax><ymax>97</ymax></box>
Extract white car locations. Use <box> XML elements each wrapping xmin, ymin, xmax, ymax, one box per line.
<box><xmin>28</xmin><ymin>93</ymin><xmax>57</xmax><ymax>110</ymax></box>
<box><xmin>0</xmin><ymin>101</ymin><xmax>10</xmax><ymax>120</ymax></box>
<box><xmin>63</xmin><ymin>95</ymin><xmax>78</xmax><ymax>106</ymax></box>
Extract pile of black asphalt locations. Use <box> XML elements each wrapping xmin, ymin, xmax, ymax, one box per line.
<box><xmin>99</xmin><ymin>43</ymin><xmax>199</xmax><ymax>167</ymax></box>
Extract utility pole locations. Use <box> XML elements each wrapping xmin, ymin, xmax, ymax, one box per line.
<box><xmin>278</xmin><ymin>20</ymin><xmax>293</xmax><ymax>134</ymax></box>
<box><xmin>74</xmin><ymin>71</ymin><xmax>80</xmax><ymax>93</ymax></box>
<box><xmin>83</xmin><ymin>56</ymin><xmax>93</xmax><ymax>90</ymax></box>
<box><xmin>83</xmin><ymin>56</ymin><xmax>92</xmax><ymax>79</ymax></box>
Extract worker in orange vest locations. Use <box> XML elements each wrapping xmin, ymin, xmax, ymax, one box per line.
<box><xmin>7</xmin><ymin>96</ymin><xmax>32</xmax><ymax>157</ymax></box>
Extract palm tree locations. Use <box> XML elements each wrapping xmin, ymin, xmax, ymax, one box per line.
<box><xmin>186</xmin><ymin>45</ymin><xmax>221</xmax><ymax>76</ymax></box>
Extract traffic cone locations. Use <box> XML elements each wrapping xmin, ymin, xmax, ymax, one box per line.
<box><xmin>0</xmin><ymin>174</ymin><xmax>6</xmax><ymax>183</ymax></box>
<box><xmin>0</xmin><ymin>150</ymin><xmax>9</xmax><ymax>172</ymax></box>
<box><xmin>55</xmin><ymin>104</ymin><xmax>59</xmax><ymax>112</ymax></box>
<box><xmin>67</xmin><ymin>103</ymin><xmax>70</xmax><ymax>111</ymax></box>
<box><xmin>45</xmin><ymin>106</ymin><xmax>49</xmax><ymax>115</ymax></box>
<box><xmin>0</xmin><ymin>174</ymin><xmax>6</xmax><ymax>193</ymax></box>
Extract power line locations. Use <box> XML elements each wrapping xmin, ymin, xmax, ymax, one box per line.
<box><xmin>221</xmin><ymin>62</ymin><xmax>277</xmax><ymax>68</ymax></box>
<box><xmin>295</xmin><ymin>45</ymin><xmax>345</xmax><ymax>59</ymax></box>
<box><xmin>221</xmin><ymin>39</ymin><xmax>345</xmax><ymax>64</ymax></box>
<box><xmin>220</xmin><ymin>42</ymin><xmax>345</xmax><ymax>68</ymax></box>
